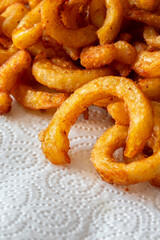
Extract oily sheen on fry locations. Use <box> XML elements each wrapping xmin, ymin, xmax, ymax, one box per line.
<box><xmin>39</xmin><ymin>76</ymin><xmax>153</xmax><ymax>164</ymax></box>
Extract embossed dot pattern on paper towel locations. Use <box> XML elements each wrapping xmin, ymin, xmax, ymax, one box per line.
<box><xmin>0</xmin><ymin>102</ymin><xmax>160</xmax><ymax>240</ymax></box>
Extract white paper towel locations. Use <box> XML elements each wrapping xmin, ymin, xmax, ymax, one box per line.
<box><xmin>0</xmin><ymin>101</ymin><xmax>160</xmax><ymax>240</ymax></box>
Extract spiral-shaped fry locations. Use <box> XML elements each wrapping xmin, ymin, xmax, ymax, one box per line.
<box><xmin>42</xmin><ymin>0</ymin><xmax>97</xmax><ymax>48</ymax></box>
<box><xmin>39</xmin><ymin>76</ymin><xmax>153</xmax><ymax>164</ymax></box>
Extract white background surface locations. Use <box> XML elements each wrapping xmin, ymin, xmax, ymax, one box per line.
<box><xmin>1</xmin><ymin>101</ymin><xmax>160</xmax><ymax>240</ymax></box>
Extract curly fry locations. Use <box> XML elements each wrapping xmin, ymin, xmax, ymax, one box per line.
<box><xmin>126</xmin><ymin>8</ymin><xmax>160</xmax><ymax>29</ymax></box>
<box><xmin>91</xmin><ymin>122</ymin><xmax>160</xmax><ymax>185</ymax></box>
<box><xmin>97</xmin><ymin>0</ymin><xmax>123</xmax><ymax>45</ymax></box>
<box><xmin>114</xmin><ymin>41</ymin><xmax>137</xmax><ymax>65</ymax></box>
<box><xmin>107</xmin><ymin>101</ymin><xmax>160</xmax><ymax>186</ymax></box>
<box><xmin>39</xmin><ymin>76</ymin><xmax>153</xmax><ymax>164</ymax></box>
<box><xmin>1</xmin><ymin>3</ymin><xmax>28</xmax><ymax>38</ymax></box>
<box><xmin>89</xmin><ymin>0</ymin><xmax>105</xmax><ymax>28</ymax></box>
<box><xmin>0</xmin><ymin>50</ymin><xmax>31</xmax><ymax>92</ymax></box>
<box><xmin>61</xmin><ymin>0</ymin><xmax>89</xmax><ymax>29</ymax></box>
<box><xmin>128</xmin><ymin>0</ymin><xmax>159</xmax><ymax>11</ymax></box>
<box><xmin>107</xmin><ymin>101</ymin><xmax>129</xmax><ymax>125</ymax></box>
<box><xmin>80</xmin><ymin>41</ymin><xmax>137</xmax><ymax>68</ymax></box>
<box><xmin>96</xmin><ymin>77</ymin><xmax>160</xmax><ymax>108</ymax></box>
<box><xmin>42</xmin><ymin>0</ymin><xmax>97</xmax><ymax>48</ymax></box>
<box><xmin>32</xmin><ymin>58</ymin><xmax>114</xmax><ymax>92</ymax></box>
<box><xmin>133</xmin><ymin>50</ymin><xmax>160</xmax><ymax>77</ymax></box>
<box><xmin>80</xmin><ymin>44</ymin><xmax>117</xmax><ymax>68</ymax></box>
<box><xmin>12</xmin><ymin>2</ymin><xmax>43</xmax><ymax>49</ymax></box>
<box><xmin>12</xmin><ymin>80</ymin><xmax>69</xmax><ymax>110</ymax></box>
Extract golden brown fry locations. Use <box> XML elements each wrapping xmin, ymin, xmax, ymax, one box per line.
<box><xmin>98</xmin><ymin>77</ymin><xmax>160</xmax><ymax>108</ymax></box>
<box><xmin>42</xmin><ymin>27</ymin><xmax>80</xmax><ymax>60</ymax></box>
<box><xmin>128</xmin><ymin>0</ymin><xmax>159</xmax><ymax>11</ymax></box>
<box><xmin>97</xmin><ymin>0</ymin><xmax>123</xmax><ymax>45</ymax></box>
<box><xmin>133</xmin><ymin>50</ymin><xmax>160</xmax><ymax>77</ymax></box>
<box><xmin>39</xmin><ymin>76</ymin><xmax>153</xmax><ymax>164</ymax></box>
<box><xmin>91</xmin><ymin>123</ymin><xmax>160</xmax><ymax>185</ymax></box>
<box><xmin>0</xmin><ymin>92</ymin><xmax>12</xmax><ymax>115</ymax></box>
<box><xmin>0</xmin><ymin>0</ymin><xmax>27</xmax><ymax>14</ymax></box>
<box><xmin>12</xmin><ymin>80</ymin><xmax>69</xmax><ymax>110</ymax></box>
<box><xmin>108</xmin><ymin>101</ymin><xmax>160</xmax><ymax>142</ymax></box>
<box><xmin>114</xmin><ymin>41</ymin><xmax>137</xmax><ymax>65</ymax></box>
<box><xmin>0</xmin><ymin>50</ymin><xmax>31</xmax><ymax>114</ymax></box>
<box><xmin>138</xmin><ymin>78</ymin><xmax>160</xmax><ymax>101</ymax></box>
<box><xmin>12</xmin><ymin>2</ymin><xmax>43</xmax><ymax>49</ymax></box>
<box><xmin>41</xmin><ymin>0</ymin><xmax>97</xmax><ymax>48</ymax></box>
<box><xmin>114</xmin><ymin>102</ymin><xmax>160</xmax><ymax>147</ymax></box>
<box><xmin>61</xmin><ymin>0</ymin><xmax>89</xmax><ymax>29</ymax></box>
<box><xmin>32</xmin><ymin>58</ymin><xmax>114</xmax><ymax>92</ymax></box>
<box><xmin>1</xmin><ymin>3</ymin><xmax>28</xmax><ymax>38</ymax></box>
<box><xmin>108</xmin><ymin>101</ymin><xmax>160</xmax><ymax>186</ymax></box>
<box><xmin>107</xmin><ymin>101</ymin><xmax>129</xmax><ymax>125</ymax></box>
<box><xmin>80</xmin><ymin>41</ymin><xmax>137</xmax><ymax>68</ymax></box>
<box><xmin>0</xmin><ymin>50</ymin><xmax>31</xmax><ymax>92</ymax></box>
<box><xmin>143</xmin><ymin>26</ymin><xmax>160</xmax><ymax>49</ymax></box>
<box><xmin>1</xmin><ymin>0</ymin><xmax>160</xmax><ymax>189</ymax></box>
<box><xmin>80</xmin><ymin>44</ymin><xmax>117</xmax><ymax>68</ymax></box>
<box><xmin>89</xmin><ymin>0</ymin><xmax>106</xmax><ymax>28</ymax></box>
<box><xmin>126</xmin><ymin>8</ymin><xmax>160</xmax><ymax>29</ymax></box>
